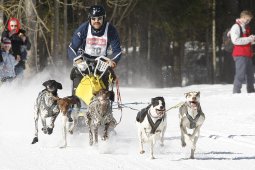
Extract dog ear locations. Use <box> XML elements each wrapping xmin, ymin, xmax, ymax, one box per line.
<box><xmin>42</xmin><ymin>80</ymin><xmax>53</xmax><ymax>88</ymax></box>
<box><xmin>56</xmin><ymin>82</ymin><xmax>62</xmax><ymax>90</ymax></box>
<box><xmin>197</xmin><ymin>91</ymin><xmax>200</xmax><ymax>96</ymax></box>
<box><xmin>151</xmin><ymin>97</ymin><xmax>156</xmax><ymax>104</ymax></box>
<box><xmin>159</xmin><ymin>96</ymin><xmax>165</xmax><ymax>102</ymax></box>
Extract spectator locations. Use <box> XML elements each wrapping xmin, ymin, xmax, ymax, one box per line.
<box><xmin>1</xmin><ymin>17</ymin><xmax>31</xmax><ymax>78</ymax></box>
<box><xmin>0</xmin><ymin>38</ymin><xmax>20</xmax><ymax>82</ymax></box>
<box><xmin>230</xmin><ymin>10</ymin><xmax>255</xmax><ymax>93</ymax></box>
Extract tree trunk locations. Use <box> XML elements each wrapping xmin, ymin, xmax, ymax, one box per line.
<box><xmin>212</xmin><ymin>0</ymin><xmax>216</xmax><ymax>83</ymax></box>
<box><xmin>53</xmin><ymin>0</ymin><xmax>60</xmax><ymax>64</ymax></box>
<box><xmin>63</xmin><ymin>0</ymin><xmax>68</xmax><ymax>64</ymax></box>
<box><xmin>25</xmin><ymin>0</ymin><xmax>37</xmax><ymax>74</ymax></box>
<box><xmin>172</xmin><ymin>41</ymin><xmax>183</xmax><ymax>86</ymax></box>
<box><xmin>0</xmin><ymin>0</ymin><xmax>4</xmax><ymax>37</ymax></box>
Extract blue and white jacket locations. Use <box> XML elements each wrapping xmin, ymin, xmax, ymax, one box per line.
<box><xmin>68</xmin><ymin>21</ymin><xmax>122</xmax><ymax>64</ymax></box>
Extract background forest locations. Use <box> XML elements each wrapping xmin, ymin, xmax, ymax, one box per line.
<box><xmin>0</xmin><ymin>0</ymin><xmax>255</xmax><ymax>87</ymax></box>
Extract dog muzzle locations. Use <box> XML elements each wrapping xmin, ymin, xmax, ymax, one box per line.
<box><xmin>188</xmin><ymin>101</ymin><xmax>198</xmax><ymax>108</ymax></box>
<box><xmin>47</xmin><ymin>85</ymin><xmax>56</xmax><ymax>92</ymax></box>
<box><xmin>156</xmin><ymin>109</ymin><xmax>165</xmax><ymax>118</ymax></box>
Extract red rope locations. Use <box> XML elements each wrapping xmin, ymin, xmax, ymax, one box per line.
<box><xmin>115</xmin><ymin>77</ymin><xmax>123</xmax><ymax>125</ymax></box>
<box><xmin>116</xmin><ymin>77</ymin><xmax>122</xmax><ymax>110</ymax></box>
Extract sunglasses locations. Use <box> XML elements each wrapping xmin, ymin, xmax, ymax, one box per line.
<box><xmin>91</xmin><ymin>16</ymin><xmax>103</xmax><ymax>21</ymax></box>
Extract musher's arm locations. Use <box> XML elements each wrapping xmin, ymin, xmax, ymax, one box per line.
<box><xmin>107</xmin><ymin>24</ymin><xmax>122</xmax><ymax>66</ymax></box>
<box><xmin>68</xmin><ymin>22</ymin><xmax>89</xmax><ymax>61</ymax></box>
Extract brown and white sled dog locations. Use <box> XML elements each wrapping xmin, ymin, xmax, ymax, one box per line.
<box><xmin>179</xmin><ymin>91</ymin><xmax>205</xmax><ymax>159</ymax></box>
<box><xmin>136</xmin><ymin>97</ymin><xmax>167</xmax><ymax>159</ymax></box>
<box><xmin>31</xmin><ymin>80</ymin><xmax>62</xmax><ymax>144</ymax></box>
<box><xmin>56</xmin><ymin>95</ymin><xmax>81</xmax><ymax>148</ymax></box>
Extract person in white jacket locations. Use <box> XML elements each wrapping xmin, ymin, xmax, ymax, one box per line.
<box><xmin>0</xmin><ymin>38</ymin><xmax>20</xmax><ymax>82</ymax></box>
<box><xmin>230</xmin><ymin>10</ymin><xmax>255</xmax><ymax>93</ymax></box>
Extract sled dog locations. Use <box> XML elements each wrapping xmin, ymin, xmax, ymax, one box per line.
<box><xmin>56</xmin><ymin>95</ymin><xmax>81</xmax><ymax>148</ymax></box>
<box><xmin>179</xmin><ymin>91</ymin><xmax>205</xmax><ymax>159</ymax></box>
<box><xmin>31</xmin><ymin>80</ymin><xmax>62</xmax><ymax>144</ymax></box>
<box><xmin>85</xmin><ymin>89</ymin><xmax>117</xmax><ymax>146</ymax></box>
<box><xmin>136</xmin><ymin>97</ymin><xmax>167</xmax><ymax>159</ymax></box>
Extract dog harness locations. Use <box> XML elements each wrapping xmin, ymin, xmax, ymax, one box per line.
<box><xmin>147</xmin><ymin>111</ymin><xmax>164</xmax><ymax>134</ymax></box>
<box><xmin>185</xmin><ymin>105</ymin><xmax>202</xmax><ymax>129</ymax></box>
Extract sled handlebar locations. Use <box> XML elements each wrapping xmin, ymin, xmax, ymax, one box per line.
<box><xmin>94</xmin><ymin>56</ymin><xmax>111</xmax><ymax>79</ymax></box>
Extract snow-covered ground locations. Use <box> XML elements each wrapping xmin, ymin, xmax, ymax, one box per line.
<box><xmin>1</xmin><ymin>70</ymin><xmax>255</xmax><ymax>170</ymax></box>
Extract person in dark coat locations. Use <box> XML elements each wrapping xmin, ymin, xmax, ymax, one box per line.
<box><xmin>1</xmin><ymin>17</ymin><xmax>31</xmax><ymax>78</ymax></box>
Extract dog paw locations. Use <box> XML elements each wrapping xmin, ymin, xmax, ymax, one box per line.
<box><xmin>47</xmin><ymin>127</ymin><xmax>53</xmax><ymax>135</ymax></box>
<box><xmin>140</xmin><ymin>150</ymin><xmax>145</xmax><ymax>154</ymax></box>
<box><xmin>181</xmin><ymin>142</ymin><xmax>186</xmax><ymax>147</ymax></box>
<box><xmin>150</xmin><ymin>156</ymin><xmax>155</xmax><ymax>159</ymax></box>
<box><xmin>102</xmin><ymin>135</ymin><xmax>108</xmax><ymax>141</ymax></box>
<box><xmin>69</xmin><ymin>130</ymin><xmax>73</xmax><ymax>135</ymax></box>
<box><xmin>59</xmin><ymin>144</ymin><xmax>67</xmax><ymax>149</ymax></box>
<box><xmin>68</xmin><ymin>117</ymin><xmax>73</xmax><ymax>122</ymax></box>
<box><xmin>31</xmin><ymin>137</ymin><xmax>38</xmax><ymax>144</ymax></box>
<box><xmin>42</xmin><ymin>128</ymin><xmax>47</xmax><ymax>134</ymax></box>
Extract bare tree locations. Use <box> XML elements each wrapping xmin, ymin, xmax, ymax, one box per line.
<box><xmin>53</xmin><ymin>0</ymin><xmax>60</xmax><ymax>64</ymax></box>
<box><xmin>0</xmin><ymin>0</ymin><xmax>4</xmax><ymax>38</ymax></box>
<box><xmin>25</xmin><ymin>0</ymin><xmax>37</xmax><ymax>73</ymax></box>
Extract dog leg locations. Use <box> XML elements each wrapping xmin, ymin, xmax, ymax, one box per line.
<box><xmin>32</xmin><ymin>108</ymin><xmax>40</xmax><ymax>144</ymax></box>
<box><xmin>190</xmin><ymin>128</ymin><xmax>200</xmax><ymax>159</ymax></box>
<box><xmin>190</xmin><ymin>135</ymin><xmax>199</xmax><ymax>159</ymax></box>
<box><xmin>60</xmin><ymin>114</ymin><xmax>68</xmax><ymax>148</ymax></box>
<box><xmin>102</xmin><ymin>123</ymin><xmax>110</xmax><ymax>141</ymax></box>
<box><xmin>68</xmin><ymin>120</ymin><xmax>75</xmax><ymax>135</ymax></box>
<box><xmin>180</xmin><ymin>124</ymin><xmax>186</xmax><ymax>147</ymax></box>
<box><xmin>138</xmin><ymin>130</ymin><xmax>145</xmax><ymax>154</ymax></box>
<box><xmin>160</xmin><ymin>126</ymin><xmax>166</xmax><ymax>147</ymax></box>
<box><xmin>69</xmin><ymin>105</ymin><xmax>80</xmax><ymax>134</ymax></box>
<box><xmin>150</xmin><ymin>141</ymin><xmax>155</xmax><ymax>159</ymax></box>
<box><xmin>40</xmin><ymin>116</ymin><xmax>48</xmax><ymax>134</ymax></box>
<box><xmin>94</xmin><ymin>127</ymin><xmax>98</xmax><ymax>144</ymax></box>
<box><xmin>89</xmin><ymin>126</ymin><xmax>93</xmax><ymax>146</ymax></box>
<box><xmin>47</xmin><ymin>113</ymin><xmax>58</xmax><ymax>135</ymax></box>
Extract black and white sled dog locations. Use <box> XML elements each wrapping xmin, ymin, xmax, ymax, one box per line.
<box><xmin>31</xmin><ymin>80</ymin><xmax>62</xmax><ymax>144</ymax></box>
<box><xmin>179</xmin><ymin>91</ymin><xmax>205</xmax><ymax>159</ymax></box>
<box><xmin>136</xmin><ymin>97</ymin><xmax>167</xmax><ymax>159</ymax></box>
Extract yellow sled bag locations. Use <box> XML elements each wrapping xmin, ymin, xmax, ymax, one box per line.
<box><xmin>75</xmin><ymin>75</ymin><xmax>106</xmax><ymax>105</ymax></box>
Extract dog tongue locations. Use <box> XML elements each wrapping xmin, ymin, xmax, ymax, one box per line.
<box><xmin>190</xmin><ymin>102</ymin><xmax>197</xmax><ymax>108</ymax></box>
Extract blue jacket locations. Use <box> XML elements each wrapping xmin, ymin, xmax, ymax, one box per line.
<box><xmin>68</xmin><ymin>21</ymin><xmax>122</xmax><ymax>64</ymax></box>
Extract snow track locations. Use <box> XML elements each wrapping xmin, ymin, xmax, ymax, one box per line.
<box><xmin>1</xmin><ymin>79</ymin><xmax>255</xmax><ymax>170</ymax></box>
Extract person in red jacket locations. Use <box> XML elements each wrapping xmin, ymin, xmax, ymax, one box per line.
<box><xmin>230</xmin><ymin>10</ymin><xmax>255</xmax><ymax>93</ymax></box>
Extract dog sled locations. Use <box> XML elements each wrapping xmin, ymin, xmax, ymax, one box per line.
<box><xmin>73</xmin><ymin>56</ymin><xmax>120</xmax><ymax>136</ymax></box>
